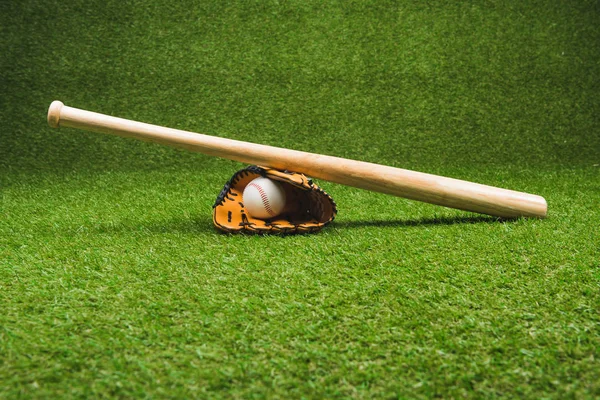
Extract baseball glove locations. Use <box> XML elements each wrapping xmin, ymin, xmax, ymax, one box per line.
<box><xmin>213</xmin><ymin>165</ymin><xmax>337</xmax><ymax>234</ymax></box>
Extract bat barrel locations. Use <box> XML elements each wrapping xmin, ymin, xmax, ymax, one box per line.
<box><xmin>47</xmin><ymin>101</ymin><xmax>547</xmax><ymax>219</ymax></box>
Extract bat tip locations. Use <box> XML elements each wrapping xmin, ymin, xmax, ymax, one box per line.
<box><xmin>539</xmin><ymin>196</ymin><xmax>548</xmax><ymax>218</ymax></box>
<box><xmin>47</xmin><ymin>100</ymin><xmax>64</xmax><ymax>128</ymax></box>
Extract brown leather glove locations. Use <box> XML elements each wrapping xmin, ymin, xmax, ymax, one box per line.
<box><xmin>213</xmin><ymin>166</ymin><xmax>337</xmax><ymax>234</ymax></box>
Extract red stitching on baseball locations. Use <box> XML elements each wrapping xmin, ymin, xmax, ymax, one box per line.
<box><xmin>247</xmin><ymin>182</ymin><xmax>276</xmax><ymax>216</ymax></box>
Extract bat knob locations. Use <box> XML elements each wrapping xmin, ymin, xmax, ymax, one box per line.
<box><xmin>47</xmin><ymin>100</ymin><xmax>64</xmax><ymax>128</ymax></box>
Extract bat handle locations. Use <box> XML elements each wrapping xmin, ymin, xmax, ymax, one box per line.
<box><xmin>48</xmin><ymin>100</ymin><xmax>64</xmax><ymax>128</ymax></box>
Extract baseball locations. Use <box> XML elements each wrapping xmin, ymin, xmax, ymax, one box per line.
<box><xmin>242</xmin><ymin>177</ymin><xmax>287</xmax><ymax>219</ymax></box>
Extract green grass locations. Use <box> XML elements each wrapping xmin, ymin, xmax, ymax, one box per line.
<box><xmin>1</xmin><ymin>0</ymin><xmax>599</xmax><ymax>398</ymax></box>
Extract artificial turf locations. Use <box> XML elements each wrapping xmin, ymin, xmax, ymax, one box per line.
<box><xmin>1</xmin><ymin>0</ymin><xmax>599</xmax><ymax>398</ymax></box>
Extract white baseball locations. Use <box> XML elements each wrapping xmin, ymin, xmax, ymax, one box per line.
<box><xmin>242</xmin><ymin>177</ymin><xmax>287</xmax><ymax>219</ymax></box>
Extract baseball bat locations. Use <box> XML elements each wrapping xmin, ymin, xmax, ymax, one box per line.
<box><xmin>47</xmin><ymin>101</ymin><xmax>547</xmax><ymax>218</ymax></box>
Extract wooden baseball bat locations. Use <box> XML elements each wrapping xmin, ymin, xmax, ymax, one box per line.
<box><xmin>47</xmin><ymin>100</ymin><xmax>547</xmax><ymax>218</ymax></box>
